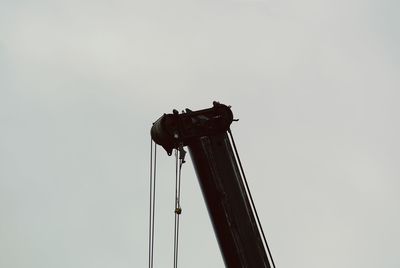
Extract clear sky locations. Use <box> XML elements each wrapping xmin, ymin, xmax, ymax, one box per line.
<box><xmin>1</xmin><ymin>0</ymin><xmax>399</xmax><ymax>267</ymax></box>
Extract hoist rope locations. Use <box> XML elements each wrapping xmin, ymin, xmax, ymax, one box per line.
<box><xmin>148</xmin><ymin>139</ymin><xmax>185</xmax><ymax>268</ymax></box>
<box><xmin>228</xmin><ymin>129</ymin><xmax>277</xmax><ymax>268</ymax></box>
<box><xmin>173</xmin><ymin>147</ymin><xmax>184</xmax><ymax>268</ymax></box>
<box><xmin>173</xmin><ymin>149</ymin><xmax>179</xmax><ymax>268</ymax></box>
<box><xmin>148</xmin><ymin>139</ymin><xmax>157</xmax><ymax>268</ymax></box>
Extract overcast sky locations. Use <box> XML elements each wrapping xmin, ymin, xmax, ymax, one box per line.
<box><xmin>1</xmin><ymin>0</ymin><xmax>400</xmax><ymax>267</ymax></box>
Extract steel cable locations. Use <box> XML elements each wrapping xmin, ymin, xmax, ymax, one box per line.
<box><xmin>173</xmin><ymin>147</ymin><xmax>184</xmax><ymax>268</ymax></box>
<box><xmin>228</xmin><ymin>129</ymin><xmax>277</xmax><ymax>268</ymax></box>
<box><xmin>148</xmin><ymin>140</ymin><xmax>157</xmax><ymax>268</ymax></box>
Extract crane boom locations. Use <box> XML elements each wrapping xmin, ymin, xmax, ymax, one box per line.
<box><xmin>151</xmin><ymin>102</ymin><xmax>271</xmax><ymax>268</ymax></box>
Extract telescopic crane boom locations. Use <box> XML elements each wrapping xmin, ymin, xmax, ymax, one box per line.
<box><xmin>151</xmin><ymin>102</ymin><xmax>272</xmax><ymax>268</ymax></box>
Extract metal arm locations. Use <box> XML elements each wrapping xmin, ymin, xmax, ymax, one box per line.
<box><xmin>151</xmin><ymin>102</ymin><xmax>271</xmax><ymax>268</ymax></box>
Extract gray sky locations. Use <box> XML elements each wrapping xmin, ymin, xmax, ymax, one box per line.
<box><xmin>1</xmin><ymin>0</ymin><xmax>400</xmax><ymax>267</ymax></box>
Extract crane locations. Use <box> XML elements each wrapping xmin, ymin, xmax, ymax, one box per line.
<box><xmin>151</xmin><ymin>102</ymin><xmax>274</xmax><ymax>268</ymax></box>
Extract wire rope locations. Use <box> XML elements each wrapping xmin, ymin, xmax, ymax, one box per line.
<box><xmin>173</xmin><ymin>149</ymin><xmax>179</xmax><ymax>268</ymax></box>
<box><xmin>228</xmin><ymin>129</ymin><xmax>277</xmax><ymax>268</ymax></box>
<box><xmin>148</xmin><ymin>140</ymin><xmax>184</xmax><ymax>268</ymax></box>
<box><xmin>148</xmin><ymin>139</ymin><xmax>157</xmax><ymax>268</ymax></box>
<box><xmin>173</xmin><ymin>146</ymin><xmax>184</xmax><ymax>268</ymax></box>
